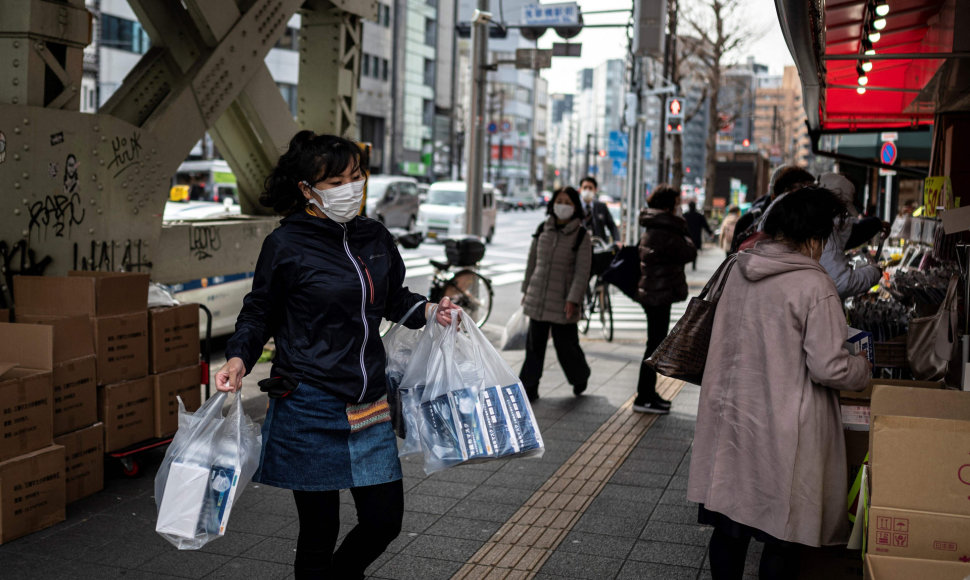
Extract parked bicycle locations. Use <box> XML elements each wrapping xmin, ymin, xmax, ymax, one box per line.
<box><xmin>580</xmin><ymin>236</ymin><xmax>618</xmax><ymax>342</ymax></box>
<box><xmin>380</xmin><ymin>236</ymin><xmax>493</xmax><ymax>335</ymax></box>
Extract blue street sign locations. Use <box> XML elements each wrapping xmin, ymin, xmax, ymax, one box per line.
<box><xmin>644</xmin><ymin>131</ymin><xmax>653</xmax><ymax>161</ymax></box>
<box><xmin>588</xmin><ymin>165</ymin><xmax>598</xmax><ymax>175</ymax></box>
<box><xmin>608</xmin><ymin>131</ymin><xmax>628</xmax><ymax>160</ymax></box>
<box><xmin>487</xmin><ymin>122</ymin><xmax>497</xmax><ymax>134</ymax></box>
<box><xmin>612</xmin><ymin>159</ymin><xmax>627</xmax><ymax>177</ymax></box>
<box><xmin>522</xmin><ymin>3</ymin><xmax>579</xmax><ymax>26</ymax></box>
<box><xmin>880</xmin><ymin>141</ymin><xmax>897</xmax><ymax>165</ymax></box>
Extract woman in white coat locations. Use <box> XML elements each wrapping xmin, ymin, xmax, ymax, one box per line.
<box><xmin>687</xmin><ymin>186</ymin><xmax>871</xmax><ymax>579</ymax></box>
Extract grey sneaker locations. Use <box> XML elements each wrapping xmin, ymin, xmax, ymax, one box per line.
<box><xmin>632</xmin><ymin>401</ymin><xmax>670</xmax><ymax>415</ymax></box>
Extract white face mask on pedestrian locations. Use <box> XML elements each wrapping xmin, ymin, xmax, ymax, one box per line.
<box><xmin>581</xmin><ymin>189</ymin><xmax>595</xmax><ymax>203</ymax></box>
<box><xmin>303</xmin><ymin>178</ymin><xmax>366</xmax><ymax>223</ymax></box>
<box><xmin>553</xmin><ymin>203</ymin><xmax>574</xmax><ymax>221</ymax></box>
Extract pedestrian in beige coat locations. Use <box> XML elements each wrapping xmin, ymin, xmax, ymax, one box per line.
<box><xmin>687</xmin><ymin>186</ymin><xmax>871</xmax><ymax>579</ymax></box>
<box><xmin>519</xmin><ymin>186</ymin><xmax>592</xmax><ymax>402</ymax></box>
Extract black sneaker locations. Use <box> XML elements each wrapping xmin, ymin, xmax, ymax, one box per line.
<box><xmin>632</xmin><ymin>401</ymin><xmax>670</xmax><ymax>415</ymax></box>
<box><xmin>652</xmin><ymin>397</ymin><xmax>672</xmax><ymax>409</ymax></box>
<box><xmin>525</xmin><ymin>386</ymin><xmax>539</xmax><ymax>402</ymax></box>
<box><xmin>573</xmin><ymin>383</ymin><xmax>587</xmax><ymax>396</ymax></box>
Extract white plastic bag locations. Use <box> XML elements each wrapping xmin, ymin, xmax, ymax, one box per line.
<box><xmin>407</xmin><ymin>313</ymin><xmax>544</xmax><ymax>474</ymax></box>
<box><xmin>155</xmin><ymin>392</ymin><xmax>261</xmax><ymax>550</ymax></box>
<box><xmin>500</xmin><ymin>307</ymin><xmax>529</xmax><ymax>351</ymax></box>
<box><xmin>383</xmin><ymin>301</ymin><xmax>429</xmax><ymax>438</ymax></box>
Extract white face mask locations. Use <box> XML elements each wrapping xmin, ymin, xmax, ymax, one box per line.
<box><xmin>553</xmin><ymin>203</ymin><xmax>574</xmax><ymax>221</ymax></box>
<box><xmin>581</xmin><ymin>189</ymin><xmax>595</xmax><ymax>203</ymax></box>
<box><xmin>304</xmin><ymin>178</ymin><xmax>366</xmax><ymax>223</ymax></box>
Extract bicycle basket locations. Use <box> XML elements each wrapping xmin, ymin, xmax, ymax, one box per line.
<box><xmin>445</xmin><ymin>237</ymin><xmax>486</xmax><ymax>266</ymax></box>
<box><xmin>591</xmin><ymin>247</ymin><xmax>618</xmax><ymax>276</ymax></box>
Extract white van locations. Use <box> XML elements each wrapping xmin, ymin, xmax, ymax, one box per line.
<box><xmin>417</xmin><ymin>181</ymin><xmax>498</xmax><ymax>243</ymax></box>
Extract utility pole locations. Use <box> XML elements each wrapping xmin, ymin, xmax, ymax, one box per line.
<box><xmin>584</xmin><ymin>133</ymin><xmax>593</xmax><ymax>179</ymax></box>
<box><xmin>465</xmin><ymin>3</ymin><xmax>490</xmax><ymax>237</ymax></box>
<box><xmin>566</xmin><ymin>116</ymin><xmax>573</xmax><ymax>186</ymax></box>
<box><xmin>497</xmin><ymin>90</ymin><xmax>505</xmax><ymax>188</ymax></box>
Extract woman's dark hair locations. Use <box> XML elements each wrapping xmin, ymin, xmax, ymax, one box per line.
<box><xmin>580</xmin><ymin>176</ymin><xmax>597</xmax><ymax>189</ymax></box>
<box><xmin>547</xmin><ymin>186</ymin><xmax>585</xmax><ymax>221</ymax></box>
<box><xmin>260</xmin><ymin>131</ymin><xmax>362</xmax><ymax>216</ymax></box>
<box><xmin>771</xmin><ymin>166</ymin><xmax>815</xmax><ymax>198</ymax></box>
<box><xmin>647</xmin><ymin>184</ymin><xmax>679</xmax><ymax>211</ymax></box>
<box><xmin>762</xmin><ymin>185</ymin><xmax>846</xmax><ymax>246</ymax></box>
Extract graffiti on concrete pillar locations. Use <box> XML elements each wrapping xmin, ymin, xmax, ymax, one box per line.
<box><xmin>107</xmin><ymin>131</ymin><xmax>143</xmax><ymax>178</ymax></box>
<box><xmin>27</xmin><ymin>153</ymin><xmax>86</xmax><ymax>240</ymax></box>
<box><xmin>73</xmin><ymin>239</ymin><xmax>152</xmax><ymax>273</ymax></box>
<box><xmin>189</xmin><ymin>226</ymin><xmax>222</xmax><ymax>260</ymax></box>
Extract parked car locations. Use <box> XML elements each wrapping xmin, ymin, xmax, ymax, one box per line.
<box><xmin>364</xmin><ymin>175</ymin><xmax>421</xmax><ymax>230</ymax></box>
<box><xmin>416</xmin><ymin>181</ymin><xmax>498</xmax><ymax>243</ymax></box>
<box><xmin>499</xmin><ymin>191</ymin><xmax>540</xmax><ymax>212</ymax></box>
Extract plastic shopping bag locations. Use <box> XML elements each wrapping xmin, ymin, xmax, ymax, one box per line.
<box><xmin>409</xmin><ymin>313</ymin><xmax>544</xmax><ymax>474</ymax></box>
<box><xmin>155</xmin><ymin>392</ymin><xmax>261</xmax><ymax>550</ymax></box>
<box><xmin>383</xmin><ymin>301</ymin><xmax>429</xmax><ymax>438</ymax></box>
<box><xmin>500</xmin><ymin>307</ymin><xmax>529</xmax><ymax>351</ymax></box>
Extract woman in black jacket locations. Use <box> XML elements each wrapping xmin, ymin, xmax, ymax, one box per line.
<box><xmin>215</xmin><ymin>131</ymin><xmax>458</xmax><ymax>579</ymax></box>
<box><xmin>634</xmin><ymin>185</ymin><xmax>696</xmax><ymax>414</ymax></box>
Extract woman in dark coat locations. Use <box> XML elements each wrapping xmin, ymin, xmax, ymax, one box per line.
<box><xmin>634</xmin><ymin>185</ymin><xmax>697</xmax><ymax>414</ymax></box>
<box><xmin>215</xmin><ymin>131</ymin><xmax>459</xmax><ymax>579</ymax></box>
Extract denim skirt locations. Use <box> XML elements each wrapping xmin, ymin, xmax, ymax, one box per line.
<box><xmin>253</xmin><ymin>382</ymin><xmax>403</xmax><ymax>491</ymax></box>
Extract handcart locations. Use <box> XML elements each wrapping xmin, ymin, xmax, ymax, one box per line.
<box><xmin>108</xmin><ymin>304</ymin><xmax>213</xmax><ymax>476</ymax></box>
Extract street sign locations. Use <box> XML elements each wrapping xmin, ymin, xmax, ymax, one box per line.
<box><xmin>880</xmin><ymin>141</ymin><xmax>897</xmax><ymax>165</ymax></box>
<box><xmin>515</xmin><ymin>48</ymin><xmax>553</xmax><ymax>70</ymax></box>
<box><xmin>551</xmin><ymin>42</ymin><xmax>582</xmax><ymax>57</ymax></box>
<box><xmin>588</xmin><ymin>165</ymin><xmax>598</xmax><ymax>175</ymax></box>
<box><xmin>880</xmin><ymin>132</ymin><xmax>898</xmax><ymax>142</ymax></box>
<box><xmin>522</xmin><ymin>3</ymin><xmax>579</xmax><ymax>26</ymax></box>
<box><xmin>501</xmin><ymin>120</ymin><xmax>512</xmax><ymax>132</ymax></box>
<box><xmin>608</xmin><ymin>131</ymin><xmax>628</xmax><ymax>160</ymax></box>
<box><xmin>487</xmin><ymin>122</ymin><xmax>497</xmax><ymax>134</ymax></box>
<box><xmin>612</xmin><ymin>159</ymin><xmax>627</xmax><ymax>177</ymax></box>
<box><xmin>643</xmin><ymin>131</ymin><xmax>653</xmax><ymax>160</ymax></box>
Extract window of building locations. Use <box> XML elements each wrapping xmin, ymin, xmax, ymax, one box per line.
<box><xmin>101</xmin><ymin>14</ymin><xmax>151</xmax><ymax>54</ymax></box>
<box><xmin>382</xmin><ymin>4</ymin><xmax>391</xmax><ymax>27</ymax></box>
<box><xmin>382</xmin><ymin>58</ymin><xmax>389</xmax><ymax>81</ymax></box>
<box><xmin>424</xmin><ymin>18</ymin><xmax>436</xmax><ymax>47</ymax></box>
<box><xmin>423</xmin><ymin>58</ymin><xmax>434</xmax><ymax>87</ymax></box>
<box><xmin>278</xmin><ymin>83</ymin><xmax>298</xmax><ymax>118</ymax></box>
<box><xmin>362</xmin><ymin>54</ymin><xmax>370</xmax><ymax>77</ymax></box>
<box><xmin>423</xmin><ymin>99</ymin><xmax>434</xmax><ymax>127</ymax></box>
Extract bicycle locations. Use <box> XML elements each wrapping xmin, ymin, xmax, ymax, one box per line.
<box><xmin>580</xmin><ymin>237</ymin><xmax>617</xmax><ymax>342</ymax></box>
<box><xmin>379</xmin><ymin>236</ymin><xmax>493</xmax><ymax>335</ymax></box>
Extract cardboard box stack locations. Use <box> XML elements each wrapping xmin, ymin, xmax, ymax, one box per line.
<box><xmin>0</xmin><ymin>323</ymin><xmax>65</xmax><ymax>544</ymax></box>
<box><xmin>865</xmin><ymin>385</ymin><xmax>970</xmax><ymax>575</ymax></box>
<box><xmin>148</xmin><ymin>304</ymin><xmax>201</xmax><ymax>437</ymax></box>
<box><xmin>14</xmin><ymin>273</ymin><xmax>153</xmax><ymax>453</ymax></box>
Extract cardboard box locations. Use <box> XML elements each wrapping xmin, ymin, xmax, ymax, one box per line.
<box><xmin>868</xmin><ymin>506</ymin><xmax>970</xmax><ymax>563</ymax></box>
<box><xmin>870</xmin><ymin>386</ymin><xmax>970</xmax><ymax>517</ymax></box>
<box><xmin>51</xmin><ymin>356</ymin><xmax>97</xmax><ymax>437</ymax></box>
<box><xmin>153</xmin><ymin>365</ymin><xmax>201</xmax><ymax>438</ymax></box>
<box><xmin>14</xmin><ymin>314</ymin><xmax>94</xmax><ymax>363</ymax></box>
<box><xmin>865</xmin><ymin>554</ymin><xmax>970</xmax><ymax>579</ymax></box>
<box><xmin>840</xmin><ymin>378</ymin><xmax>944</xmax><ymax>403</ymax></box>
<box><xmin>0</xmin><ymin>324</ymin><xmax>55</xmax><ymax>463</ymax></box>
<box><xmin>53</xmin><ymin>423</ymin><xmax>103</xmax><ymax>504</ymax></box>
<box><xmin>0</xmin><ymin>444</ymin><xmax>66</xmax><ymax>544</ymax></box>
<box><xmin>98</xmin><ymin>377</ymin><xmax>154</xmax><ymax>452</ymax></box>
<box><xmin>93</xmin><ymin>312</ymin><xmax>148</xmax><ymax>385</ymax></box>
<box><xmin>148</xmin><ymin>305</ymin><xmax>199</xmax><ymax>374</ymax></box>
<box><xmin>14</xmin><ymin>272</ymin><xmax>148</xmax><ymax>317</ymax></box>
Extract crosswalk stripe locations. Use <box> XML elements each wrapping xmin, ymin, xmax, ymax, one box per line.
<box><xmin>488</xmin><ymin>272</ymin><xmax>524</xmax><ymax>287</ymax></box>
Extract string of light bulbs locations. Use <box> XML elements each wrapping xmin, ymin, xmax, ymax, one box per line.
<box><xmin>857</xmin><ymin>0</ymin><xmax>889</xmax><ymax>94</ymax></box>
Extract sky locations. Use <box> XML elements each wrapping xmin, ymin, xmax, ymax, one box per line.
<box><xmin>533</xmin><ymin>0</ymin><xmax>796</xmax><ymax>95</ymax></box>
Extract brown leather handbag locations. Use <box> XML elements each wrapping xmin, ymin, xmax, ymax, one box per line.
<box><xmin>645</xmin><ymin>255</ymin><xmax>737</xmax><ymax>384</ymax></box>
<box><xmin>907</xmin><ymin>275</ymin><xmax>960</xmax><ymax>382</ymax></box>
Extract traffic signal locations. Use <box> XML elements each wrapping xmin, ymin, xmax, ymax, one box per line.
<box><xmin>665</xmin><ymin>96</ymin><xmax>685</xmax><ymax>135</ymax></box>
<box><xmin>598</xmin><ymin>149</ymin><xmax>607</xmax><ymax>158</ymax></box>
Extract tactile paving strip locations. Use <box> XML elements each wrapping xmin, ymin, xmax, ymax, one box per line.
<box><xmin>453</xmin><ymin>376</ymin><xmax>687</xmax><ymax>579</ymax></box>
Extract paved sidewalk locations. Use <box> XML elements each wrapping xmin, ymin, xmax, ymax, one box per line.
<box><xmin>0</xmin><ymin>248</ymin><xmax>746</xmax><ymax>579</ymax></box>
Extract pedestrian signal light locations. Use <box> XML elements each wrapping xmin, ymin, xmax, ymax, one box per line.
<box><xmin>598</xmin><ymin>149</ymin><xmax>607</xmax><ymax>158</ymax></box>
<box><xmin>668</xmin><ymin>98</ymin><xmax>682</xmax><ymax>116</ymax></box>
<box><xmin>742</xmin><ymin>138</ymin><xmax>750</xmax><ymax>147</ymax></box>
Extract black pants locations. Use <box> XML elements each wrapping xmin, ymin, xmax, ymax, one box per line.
<box><xmin>519</xmin><ymin>319</ymin><xmax>590</xmax><ymax>396</ymax></box>
<box><xmin>636</xmin><ymin>303</ymin><xmax>672</xmax><ymax>404</ymax></box>
<box><xmin>292</xmin><ymin>479</ymin><xmax>403</xmax><ymax>579</ymax></box>
<box><xmin>708</xmin><ymin>526</ymin><xmax>801</xmax><ymax>580</ymax></box>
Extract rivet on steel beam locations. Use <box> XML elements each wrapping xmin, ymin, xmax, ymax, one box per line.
<box><xmin>13</xmin><ymin>209</ymin><xmax>20</xmax><ymax>216</ymax></box>
<box><xmin>21</xmin><ymin>230</ymin><xmax>28</xmax><ymax>237</ymax></box>
<box><xmin>90</xmin><ymin>199</ymin><xmax>96</xmax><ymax>205</ymax></box>
<box><xmin>13</xmin><ymin>127</ymin><xmax>20</xmax><ymax>134</ymax></box>
<box><xmin>12</xmin><ymin>59</ymin><xmax>18</xmax><ymax>67</ymax></box>
<box><xmin>22</xmin><ymin>172</ymin><xmax>28</xmax><ymax>179</ymax></box>
<box><xmin>133</xmin><ymin>208</ymin><xmax>139</xmax><ymax>215</ymax></box>
<box><xmin>88</xmin><ymin>228</ymin><xmax>95</xmax><ymax>234</ymax></box>
<box><xmin>22</xmin><ymin>118</ymin><xmax>28</xmax><ymax>125</ymax></box>
<box><xmin>14</xmin><ymin>182</ymin><xmax>20</xmax><ymax>189</ymax></box>
<box><xmin>22</xmin><ymin>144</ymin><xmax>28</xmax><ymax>151</ymax></box>
<box><xmin>97</xmin><ymin>208</ymin><xmax>103</xmax><ymax>214</ymax></box>
<box><xmin>12</xmin><ymin>153</ymin><xmax>18</xmax><ymax>161</ymax></box>
<box><xmin>11</xmin><ymin>97</ymin><xmax>18</xmax><ymax>104</ymax></box>
<box><xmin>127</xmin><ymin>195</ymin><xmax>133</xmax><ymax>201</ymax></box>
<box><xmin>12</xmin><ymin>78</ymin><xmax>18</xmax><ymax>86</ymax></box>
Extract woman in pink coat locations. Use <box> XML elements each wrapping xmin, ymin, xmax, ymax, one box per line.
<box><xmin>687</xmin><ymin>186</ymin><xmax>871</xmax><ymax>579</ymax></box>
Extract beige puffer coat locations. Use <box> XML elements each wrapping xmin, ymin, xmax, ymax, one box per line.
<box><xmin>521</xmin><ymin>216</ymin><xmax>592</xmax><ymax>324</ymax></box>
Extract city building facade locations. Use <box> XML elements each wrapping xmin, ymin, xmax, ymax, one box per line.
<box><xmin>753</xmin><ymin>66</ymin><xmax>811</xmax><ymax>167</ymax></box>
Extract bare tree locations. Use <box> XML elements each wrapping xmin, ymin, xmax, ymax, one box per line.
<box><xmin>683</xmin><ymin>0</ymin><xmax>754</xmax><ymax>210</ymax></box>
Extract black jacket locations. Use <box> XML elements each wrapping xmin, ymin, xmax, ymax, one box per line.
<box><xmin>637</xmin><ymin>209</ymin><xmax>697</xmax><ymax>307</ymax></box>
<box><xmin>581</xmin><ymin>200</ymin><xmax>620</xmax><ymax>243</ymax></box>
<box><xmin>683</xmin><ymin>209</ymin><xmax>713</xmax><ymax>248</ymax></box>
<box><xmin>225</xmin><ymin>211</ymin><xmax>427</xmax><ymax>403</ymax></box>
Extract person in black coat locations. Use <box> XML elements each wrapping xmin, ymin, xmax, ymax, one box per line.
<box><xmin>634</xmin><ymin>185</ymin><xmax>697</xmax><ymax>415</ymax></box>
<box><xmin>683</xmin><ymin>201</ymin><xmax>713</xmax><ymax>270</ymax></box>
<box><xmin>579</xmin><ymin>176</ymin><xmax>621</xmax><ymax>245</ymax></box>
<box><xmin>215</xmin><ymin>131</ymin><xmax>460</xmax><ymax>579</ymax></box>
